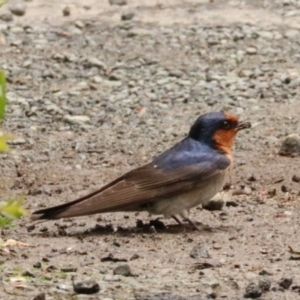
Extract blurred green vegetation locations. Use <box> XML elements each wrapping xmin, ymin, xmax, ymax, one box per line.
<box><xmin>0</xmin><ymin>70</ymin><xmax>27</xmax><ymax>228</ymax></box>
<box><xmin>0</xmin><ymin>0</ymin><xmax>7</xmax><ymax>8</ymax></box>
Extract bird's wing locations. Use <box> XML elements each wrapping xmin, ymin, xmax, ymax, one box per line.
<box><xmin>32</xmin><ymin>154</ymin><xmax>230</xmax><ymax>220</ymax></box>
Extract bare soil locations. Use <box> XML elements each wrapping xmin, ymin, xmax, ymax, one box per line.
<box><xmin>1</xmin><ymin>0</ymin><xmax>300</xmax><ymax>299</ymax></box>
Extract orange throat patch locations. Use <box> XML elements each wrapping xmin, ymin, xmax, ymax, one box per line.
<box><xmin>212</xmin><ymin>129</ymin><xmax>238</xmax><ymax>157</ymax></box>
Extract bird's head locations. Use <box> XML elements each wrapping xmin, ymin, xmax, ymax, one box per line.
<box><xmin>189</xmin><ymin>112</ymin><xmax>251</xmax><ymax>154</ymax></box>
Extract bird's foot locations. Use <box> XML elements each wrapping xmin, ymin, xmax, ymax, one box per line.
<box><xmin>172</xmin><ymin>215</ymin><xmax>203</xmax><ymax>231</ymax></box>
<box><xmin>172</xmin><ymin>215</ymin><xmax>185</xmax><ymax>226</ymax></box>
<box><xmin>185</xmin><ymin>217</ymin><xmax>202</xmax><ymax>231</ymax></box>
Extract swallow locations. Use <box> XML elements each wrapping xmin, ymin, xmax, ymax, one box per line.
<box><xmin>31</xmin><ymin>112</ymin><xmax>251</xmax><ymax>229</ymax></box>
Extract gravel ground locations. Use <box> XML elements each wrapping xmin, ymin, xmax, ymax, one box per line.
<box><xmin>1</xmin><ymin>0</ymin><xmax>300</xmax><ymax>299</ymax></box>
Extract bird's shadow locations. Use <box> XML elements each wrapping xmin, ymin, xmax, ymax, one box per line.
<box><xmin>30</xmin><ymin>218</ymin><xmax>233</xmax><ymax>238</ymax></box>
<box><xmin>133</xmin><ymin>292</ymin><xmax>202</xmax><ymax>300</ymax></box>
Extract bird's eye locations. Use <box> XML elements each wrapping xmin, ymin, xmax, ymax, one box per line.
<box><xmin>223</xmin><ymin>121</ymin><xmax>231</xmax><ymax>129</ymax></box>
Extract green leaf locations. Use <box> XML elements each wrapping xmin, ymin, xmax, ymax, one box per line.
<box><xmin>0</xmin><ymin>133</ymin><xmax>14</xmax><ymax>151</ymax></box>
<box><xmin>0</xmin><ymin>70</ymin><xmax>6</xmax><ymax>121</ymax></box>
<box><xmin>0</xmin><ymin>197</ymin><xmax>27</xmax><ymax>228</ymax></box>
<box><xmin>0</xmin><ymin>0</ymin><xmax>7</xmax><ymax>8</ymax></box>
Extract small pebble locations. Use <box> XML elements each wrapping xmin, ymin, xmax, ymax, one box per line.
<box><xmin>109</xmin><ymin>0</ymin><xmax>127</xmax><ymax>5</ymax></box>
<box><xmin>33</xmin><ymin>262</ymin><xmax>42</xmax><ymax>269</ymax></box>
<box><xmin>279</xmin><ymin>134</ymin><xmax>300</xmax><ymax>156</ymax></box>
<box><xmin>190</xmin><ymin>244</ymin><xmax>210</xmax><ymax>259</ymax></box>
<box><xmin>244</xmin><ymin>282</ymin><xmax>262</xmax><ymax>298</ymax></box>
<box><xmin>278</xmin><ymin>278</ymin><xmax>293</xmax><ymax>290</ymax></box>
<box><xmin>0</xmin><ymin>12</ymin><xmax>13</xmax><ymax>22</ymax></box>
<box><xmin>63</xmin><ymin>6</ymin><xmax>70</xmax><ymax>16</ymax></box>
<box><xmin>113</xmin><ymin>264</ymin><xmax>132</xmax><ymax>276</ymax></box>
<box><xmin>258</xmin><ymin>278</ymin><xmax>271</xmax><ymax>292</ymax></box>
<box><xmin>121</xmin><ymin>11</ymin><xmax>135</xmax><ymax>21</ymax></box>
<box><xmin>63</xmin><ymin>115</ymin><xmax>91</xmax><ymax>125</ymax></box>
<box><xmin>195</xmin><ymin>258</ymin><xmax>222</xmax><ymax>269</ymax></box>
<box><xmin>9</xmin><ymin>3</ymin><xmax>26</xmax><ymax>16</ymax></box>
<box><xmin>21</xmin><ymin>270</ymin><xmax>35</xmax><ymax>277</ymax></box>
<box><xmin>61</xmin><ymin>267</ymin><xmax>78</xmax><ymax>273</ymax></box>
<box><xmin>73</xmin><ymin>279</ymin><xmax>100</xmax><ymax>294</ymax></box>
<box><xmin>246</xmin><ymin>47</ymin><xmax>257</xmax><ymax>55</ymax></box>
<box><xmin>226</xmin><ymin>200</ymin><xmax>239</xmax><ymax>207</ymax></box>
<box><xmin>33</xmin><ymin>293</ymin><xmax>46</xmax><ymax>300</ymax></box>
<box><xmin>281</xmin><ymin>185</ymin><xmax>289</xmax><ymax>193</ymax></box>
<box><xmin>8</xmin><ymin>138</ymin><xmax>26</xmax><ymax>145</ymax></box>
<box><xmin>245</xmin><ymin>216</ymin><xmax>254</xmax><ymax>222</ymax></box>
<box><xmin>57</xmin><ymin>284</ymin><xmax>72</xmax><ymax>291</ymax></box>
<box><xmin>203</xmin><ymin>199</ymin><xmax>224</xmax><ymax>211</ymax></box>
<box><xmin>259</xmin><ymin>269</ymin><xmax>273</xmax><ymax>276</ymax></box>
<box><xmin>292</xmin><ymin>175</ymin><xmax>300</xmax><ymax>183</ymax></box>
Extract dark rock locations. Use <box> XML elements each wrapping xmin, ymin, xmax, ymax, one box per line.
<box><xmin>113</xmin><ymin>264</ymin><xmax>132</xmax><ymax>276</ymax></box>
<box><xmin>101</xmin><ymin>253</ymin><xmax>127</xmax><ymax>262</ymax></box>
<box><xmin>203</xmin><ymin>199</ymin><xmax>224</xmax><ymax>211</ymax></box>
<box><xmin>259</xmin><ymin>270</ymin><xmax>273</xmax><ymax>276</ymax></box>
<box><xmin>21</xmin><ymin>270</ymin><xmax>35</xmax><ymax>277</ymax></box>
<box><xmin>149</xmin><ymin>219</ymin><xmax>166</xmax><ymax>230</ymax></box>
<box><xmin>207</xmin><ymin>292</ymin><xmax>217</xmax><ymax>299</ymax></box>
<box><xmin>195</xmin><ymin>259</ymin><xmax>222</xmax><ymax>269</ymax></box>
<box><xmin>130</xmin><ymin>254</ymin><xmax>140</xmax><ymax>261</ymax></box>
<box><xmin>109</xmin><ymin>0</ymin><xmax>127</xmax><ymax>5</ymax></box>
<box><xmin>219</xmin><ymin>211</ymin><xmax>228</xmax><ymax>221</ymax></box>
<box><xmin>33</xmin><ymin>293</ymin><xmax>46</xmax><ymax>300</ymax></box>
<box><xmin>46</xmin><ymin>265</ymin><xmax>57</xmax><ymax>272</ymax></box>
<box><xmin>292</xmin><ymin>175</ymin><xmax>300</xmax><ymax>183</ymax></box>
<box><xmin>42</xmin><ymin>257</ymin><xmax>49</xmax><ymax>262</ymax></box>
<box><xmin>121</xmin><ymin>11</ymin><xmax>135</xmax><ymax>21</ymax></box>
<box><xmin>226</xmin><ymin>200</ymin><xmax>239</xmax><ymax>207</ymax></box>
<box><xmin>136</xmin><ymin>220</ymin><xmax>144</xmax><ymax>228</ymax></box>
<box><xmin>73</xmin><ymin>279</ymin><xmax>100</xmax><ymax>294</ymax></box>
<box><xmin>33</xmin><ymin>262</ymin><xmax>42</xmax><ymax>269</ymax></box>
<box><xmin>278</xmin><ymin>278</ymin><xmax>293</xmax><ymax>290</ymax></box>
<box><xmin>268</xmin><ymin>188</ymin><xmax>277</xmax><ymax>197</ymax></box>
<box><xmin>27</xmin><ymin>224</ymin><xmax>35</xmax><ymax>232</ymax></box>
<box><xmin>9</xmin><ymin>3</ymin><xmax>26</xmax><ymax>16</ymax></box>
<box><xmin>40</xmin><ymin>227</ymin><xmax>48</xmax><ymax>233</ymax></box>
<box><xmin>281</xmin><ymin>185</ymin><xmax>289</xmax><ymax>193</ymax></box>
<box><xmin>248</xmin><ymin>174</ymin><xmax>257</xmax><ymax>182</ymax></box>
<box><xmin>113</xmin><ymin>240</ymin><xmax>121</xmax><ymax>247</ymax></box>
<box><xmin>61</xmin><ymin>267</ymin><xmax>77</xmax><ymax>273</ymax></box>
<box><xmin>62</xmin><ymin>6</ymin><xmax>70</xmax><ymax>16</ymax></box>
<box><xmin>291</xmin><ymin>285</ymin><xmax>300</xmax><ymax>292</ymax></box>
<box><xmin>244</xmin><ymin>282</ymin><xmax>262</xmax><ymax>298</ymax></box>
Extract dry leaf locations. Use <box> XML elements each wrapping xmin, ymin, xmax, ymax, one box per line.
<box><xmin>4</xmin><ymin>239</ymin><xmax>30</xmax><ymax>247</ymax></box>
<box><xmin>9</xmin><ymin>276</ymin><xmax>27</xmax><ymax>283</ymax></box>
<box><xmin>288</xmin><ymin>245</ymin><xmax>300</xmax><ymax>256</ymax></box>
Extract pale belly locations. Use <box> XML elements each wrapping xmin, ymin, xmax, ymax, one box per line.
<box><xmin>139</xmin><ymin>171</ymin><xmax>228</xmax><ymax>217</ymax></box>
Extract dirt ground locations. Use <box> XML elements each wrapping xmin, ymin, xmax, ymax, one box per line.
<box><xmin>1</xmin><ymin>0</ymin><xmax>300</xmax><ymax>299</ymax></box>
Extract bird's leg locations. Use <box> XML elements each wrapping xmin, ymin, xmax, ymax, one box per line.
<box><xmin>172</xmin><ymin>215</ymin><xmax>185</xmax><ymax>226</ymax></box>
<box><xmin>173</xmin><ymin>211</ymin><xmax>202</xmax><ymax>231</ymax></box>
<box><xmin>180</xmin><ymin>210</ymin><xmax>202</xmax><ymax>231</ymax></box>
<box><xmin>185</xmin><ymin>217</ymin><xmax>201</xmax><ymax>231</ymax></box>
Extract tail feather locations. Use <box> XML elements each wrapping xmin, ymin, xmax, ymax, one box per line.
<box><xmin>31</xmin><ymin>174</ymin><xmax>126</xmax><ymax>221</ymax></box>
<box><xmin>31</xmin><ymin>197</ymin><xmax>91</xmax><ymax>220</ymax></box>
<box><xmin>31</xmin><ymin>186</ymin><xmax>114</xmax><ymax>221</ymax></box>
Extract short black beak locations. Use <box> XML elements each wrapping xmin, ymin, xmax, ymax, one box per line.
<box><xmin>237</xmin><ymin>121</ymin><xmax>251</xmax><ymax>130</ymax></box>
